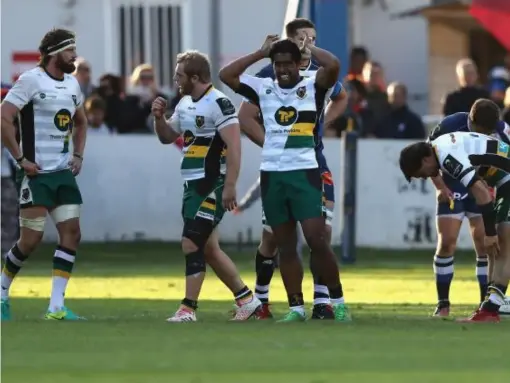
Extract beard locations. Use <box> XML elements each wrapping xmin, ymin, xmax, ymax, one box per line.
<box><xmin>178</xmin><ymin>82</ymin><xmax>193</xmax><ymax>95</ymax></box>
<box><xmin>56</xmin><ymin>54</ymin><xmax>76</xmax><ymax>74</ymax></box>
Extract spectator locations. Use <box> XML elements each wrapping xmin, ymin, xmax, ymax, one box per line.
<box><xmin>502</xmin><ymin>86</ymin><xmax>510</xmax><ymax>126</ymax></box>
<box><xmin>362</xmin><ymin>61</ymin><xmax>390</xmax><ymax>127</ymax></box>
<box><xmin>326</xmin><ymin>79</ymin><xmax>374</xmax><ymax>138</ymax></box>
<box><xmin>73</xmin><ymin>57</ymin><xmax>94</xmax><ymax>99</ymax></box>
<box><xmin>85</xmin><ymin>96</ymin><xmax>112</xmax><ymax>134</ymax></box>
<box><xmin>487</xmin><ymin>66</ymin><xmax>510</xmax><ymax>109</ymax></box>
<box><xmin>93</xmin><ymin>73</ymin><xmax>125</xmax><ymax>132</ymax></box>
<box><xmin>442</xmin><ymin>58</ymin><xmax>490</xmax><ymax>116</ymax></box>
<box><xmin>374</xmin><ymin>82</ymin><xmax>426</xmax><ymax>139</ymax></box>
<box><xmin>347</xmin><ymin>46</ymin><xmax>369</xmax><ymax>80</ymax></box>
<box><xmin>122</xmin><ymin>63</ymin><xmax>167</xmax><ymax>133</ymax></box>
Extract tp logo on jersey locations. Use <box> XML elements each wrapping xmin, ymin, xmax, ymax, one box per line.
<box><xmin>54</xmin><ymin>109</ymin><xmax>72</xmax><ymax>132</ymax></box>
<box><xmin>275</xmin><ymin>106</ymin><xmax>298</xmax><ymax>126</ymax></box>
<box><xmin>497</xmin><ymin>141</ymin><xmax>509</xmax><ymax>156</ymax></box>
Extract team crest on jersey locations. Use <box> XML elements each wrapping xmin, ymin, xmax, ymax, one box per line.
<box><xmin>54</xmin><ymin>109</ymin><xmax>73</xmax><ymax>132</ymax></box>
<box><xmin>442</xmin><ymin>155</ymin><xmax>463</xmax><ymax>178</ymax></box>
<box><xmin>183</xmin><ymin>130</ymin><xmax>196</xmax><ymax>146</ymax></box>
<box><xmin>275</xmin><ymin>106</ymin><xmax>298</xmax><ymax>126</ymax></box>
<box><xmin>296</xmin><ymin>86</ymin><xmax>307</xmax><ymax>99</ymax></box>
<box><xmin>39</xmin><ymin>93</ymin><xmax>46</xmax><ymax>99</ymax></box>
<box><xmin>72</xmin><ymin>95</ymin><xmax>77</xmax><ymax>106</ymax></box>
<box><xmin>195</xmin><ymin>116</ymin><xmax>205</xmax><ymax>129</ymax></box>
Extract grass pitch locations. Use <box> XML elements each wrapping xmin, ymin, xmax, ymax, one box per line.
<box><xmin>1</xmin><ymin>243</ymin><xmax>509</xmax><ymax>383</ymax></box>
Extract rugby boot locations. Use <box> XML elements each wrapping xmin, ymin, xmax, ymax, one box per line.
<box><xmin>232</xmin><ymin>296</ymin><xmax>262</xmax><ymax>321</ymax></box>
<box><xmin>432</xmin><ymin>301</ymin><xmax>450</xmax><ymax>318</ymax></box>
<box><xmin>277</xmin><ymin>310</ymin><xmax>306</xmax><ymax>322</ymax></box>
<box><xmin>333</xmin><ymin>303</ymin><xmax>352</xmax><ymax>322</ymax></box>
<box><xmin>1</xmin><ymin>298</ymin><xmax>11</xmax><ymax>321</ymax></box>
<box><xmin>457</xmin><ymin>308</ymin><xmax>500</xmax><ymax>323</ymax></box>
<box><xmin>167</xmin><ymin>306</ymin><xmax>197</xmax><ymax>322</ymax></box>
<box><xmin>45</xmin><ymin>306</ymin><xmax>85</xmax><ymax>320</ymax></box>
<box><xmin>311</xmin><ymin>303</ymin><xmax>334</xmax><ymax>320</ymax></box>
<box><xmin>499</xmin><ymin>297</ymin><xmax>510</xmax><ymax>315</ymax></box>
<box><xmin>255</xmin><ymin>303</ymin><xmax>273</xmax><ymax>319</ymax></box>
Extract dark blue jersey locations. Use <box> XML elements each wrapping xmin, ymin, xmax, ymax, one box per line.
<box><xmin>255</xmin><ymin>60</ymin><xmax>343</xmax><ymax>171</ymax></box>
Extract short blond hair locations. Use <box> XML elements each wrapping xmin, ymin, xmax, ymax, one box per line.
<box><xmin>129</xmin><ymin>63</ymin><xmax>154</xmax><ymax>86</ymax></box>
<box><xmin>176</xmin><ymin>50</ymin><xmax>211</xmax><ymax>83</ymax></box>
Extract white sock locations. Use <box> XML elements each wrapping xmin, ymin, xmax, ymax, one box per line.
<box><xmin>290</xmin><ymin>305</ymin><xmax>305</xmax><ymax>315</ymax></box>
<box><xmin>1</xmin><ymin>246</ymin><xmax>26</xmax><ymax>299</ymax></box>
<box><xmin>49</xmin><ymin>248</ymin><xmax>75</xmax><ymax>311</ymax></box>
<box><xmin>331</xmin><ymin>297</ymin><xmax>345</xmax><ymax>305</ymax></box>
<box><xmin>313</xmin><ymin>284</ymin><xmax>331</xmax><ymax>306</ymax></box>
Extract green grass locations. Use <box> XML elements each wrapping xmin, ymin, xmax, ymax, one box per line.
<box><xmin>2</xmin><ymin>243</ymin><xmax>509</xmax><ymax>383</ymax></box>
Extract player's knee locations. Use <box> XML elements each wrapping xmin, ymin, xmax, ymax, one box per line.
<box><xmin>185</xmin><ymin>250</ymin><xmax>206</xmax><ymax>276</ymax></box>
<box><xmin>57</xmin><ymin>220</ymin><xmax>81</xmax><ymax>248</ymax></box>
<box><xmin>436</xmin><ymin>235</ymin><xmax>457</xmax><ymax>256</ymax></box>
<box><xmin>305</xmin><ymin>233</ymin><xmax>329</xmax><ymax>257</ymax></box>
<box><xmin>182</xmin><ymin>218</ymin><xmax>213</xmax><ymax>253</ymax></box>
<box><xmin>19</xmin><ymin>216</ymin><xmax>46</xmax><ymax>253</ymax></box>
<box><xmin>259</xmin><ymin>230</ymin><xmax>277</xmax><ymax>257</ymax></box>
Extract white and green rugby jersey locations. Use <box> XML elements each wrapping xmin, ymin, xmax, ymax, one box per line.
<box><xmin>237</xmin><ymin>74</ymin><xmax>327</xmax><ymax>171</ymax></box>
<box><xmin>170</xmin><ymin>86</ymin><xmax>238</xmax><ymax>181</ymax></box>
<box><xmin>4</xmin><ymin>67</ymin><xmax>83</xmax><ymax>172</ymax></box>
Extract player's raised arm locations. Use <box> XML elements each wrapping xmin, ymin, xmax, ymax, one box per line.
<box><xmin>219</xmin><ymin>35</ymin><xmax>279</xmax><ymax>92</ymax></box>
<box><xmin>324</xmin><ymin>83</ymin><xmax>347</xmax><ymax>126</ymax></box>
<box><xmin>152</xmin><ymin>96</ymin><xmax>181</xmax><ymax>144</ymax></box>
<box><xmin>300</xmin><ymin>33</ymin><xmax>340</xmax><ymax>90</ymax></box>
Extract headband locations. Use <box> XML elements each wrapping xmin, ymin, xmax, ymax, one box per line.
<box><xmin>47</xmin><ymin>38</ymin><xmax>76</xmax><ymax>56</ymax></box>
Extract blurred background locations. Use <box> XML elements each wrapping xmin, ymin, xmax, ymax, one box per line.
<box><xmin>2</xmin><ymin>0</ymin><xmax>510</xmax><ymax>257</ymax></box>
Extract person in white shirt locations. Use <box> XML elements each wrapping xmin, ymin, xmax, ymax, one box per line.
<box><xmin>0</xmin><ymin>28</ymin><xmax>88</xmax><ymax>321</ymax></box>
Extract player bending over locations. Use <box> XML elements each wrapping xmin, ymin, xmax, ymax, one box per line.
<box><xmin>1</xmin><ymin>28</ymin><xmax>87</xmax><ymax>320</ymax></box>
<box><xmin>426</xmin><ymin>100</ymin><xmax>509</xmax><ymax>316</ymax></box>
<box><xmin>152</xmin><ymin>50</ymin><xmax>261</xmax><ymax>322</ymax></box>
<box><xmin>400</xmin><ymin>129</ymin><xmax>510</xmax><ymax>322</ymax></box>
<box><xmin>220</xmin><ymin>35</ymin><xmax>350</xmax><ymax>322</ymax></box>
<box><xmin>237</xmin><ymin>18</ymin><xmax>348</xmax><ymax>320</ymax></box>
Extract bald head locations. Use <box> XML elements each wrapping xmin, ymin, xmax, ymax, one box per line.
<box><xmin>387</xmin><ymin>81</ymin><xmax>407</xmax><ymax>108</ymax></box>
<box><xmin>456</xmin><ymin>58</ymin><xmax>478</xmax><ymax>87</ymax></box>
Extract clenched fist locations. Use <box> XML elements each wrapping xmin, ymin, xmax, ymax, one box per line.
<box><xmin>151</xmin><ymin>97</ymin><xmax>167</xmax><ymax>119</ymax></box>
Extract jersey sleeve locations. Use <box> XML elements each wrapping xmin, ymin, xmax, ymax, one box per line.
<box><xmin>236</xmin><ymin>74</ymin><xmax>264</xmax><ymax>107</ymax></box>
<box><xmin>438</xmin><ymin>146</ymin><xmax>477</xmax><ymax>187</ymax></box>
<box><xmin>3</xmin><ymin>72</ymin><xmax>37</xmax><ymax>110</ymax></box>
<box><xmin>213</xmin><ymin>96</ymin><xmax>238</xmax><ymax>131</ymax></box>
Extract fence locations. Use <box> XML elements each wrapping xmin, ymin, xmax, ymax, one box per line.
<box><xmin>42</xmin><ymin>129</ymin><xmax>477</xmax><ymax>250</ymax></box>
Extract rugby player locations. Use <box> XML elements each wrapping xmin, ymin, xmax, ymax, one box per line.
<box><xmin>400</xmin><ymin>129</ymin><xmax>510</xmax><ymax>322</ymax></box>
<box><xmin>426</xmin><ymin>100</ymin><xmax>509</xmax><ymax>316</ymax></box>
<box><xmin>152</xmin><ymin>50</ymin><xmax>261</xmax><ymax>322</ymax></box>
<box><xmin>237</xmin><ymin>18</ymin><xmax>348</xmax><ymax>320</ymax></box>
<box><xmin>1</xmin><ymin>28</ymin><xmax>87</xmax><ymax>320</ymax></box>
<box><xmin>220</xmin><ymin>35</ymin><xmax>351</xmax><ymax>322</ymax></box>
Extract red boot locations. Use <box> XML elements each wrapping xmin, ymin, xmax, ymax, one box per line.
<box><xmin>457</xmin><ymin>308</ymin><xmax>500</xmax><ymax>323</ymax></box>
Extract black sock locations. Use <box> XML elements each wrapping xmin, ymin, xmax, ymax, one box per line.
<box><xmin>310</xmin><ymin>250</ymin><xmax>330</xmax><ymax>306</ymax></box>
<box><xmin>329</xmin><ymin>284</ymin><xmax>344</xmax><ymax>300</ymax></box>
<box><xmin>181</xmin><ymin>298</ymin><xmax>198</xmax><ymax>310</ymax></box>
<box><xmin>288</xmin><ymin>292</ymin><xmax>304</xmax><ymax>308</ymax></box>
<box><xmin>254</xmin><ymin>250</ymin><xmax>275</xmax><ymax>304</ymax></box>
<box><xmin>234</xmin><ymin>285</ymin><xmax>252</xmax><ymax>301</ymax></box>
